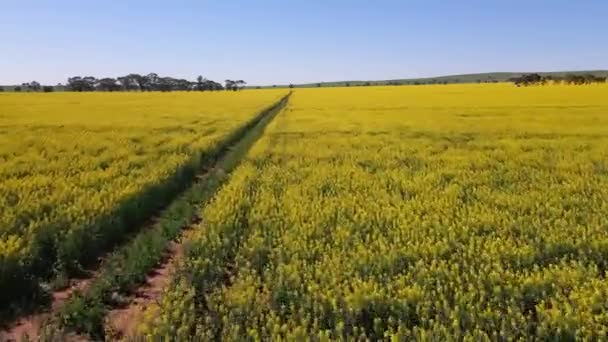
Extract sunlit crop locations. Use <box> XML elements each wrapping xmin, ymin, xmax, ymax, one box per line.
<box><xmin>142</xmin><ymin>84</ymin><xmax>608</xmax><ymax>339</ymax></box>
<box><xmin>0</xmin><ymin>90</ymin><xmax>286</xmax><ymax>300</ymax></box>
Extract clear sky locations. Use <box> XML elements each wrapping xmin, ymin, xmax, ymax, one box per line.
<box><xmin>1</xmin><ymin>0</ymin><xmax>607</xmax><ymax>86</ymax></box>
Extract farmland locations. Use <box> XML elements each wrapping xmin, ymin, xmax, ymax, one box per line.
<box><xmin>140</xmin><ymin>84</ymin><xmax>608</xmax><ymax>340</ymax></box>
<box><xmin>1</xmin><ymin>84</ymin><xmax>608</xmax><ymax>340</ymax></box>
<box><xmin>0</xmin><ymin>90</ymin><xmax>287</xmax><ymax>309</ymax></box>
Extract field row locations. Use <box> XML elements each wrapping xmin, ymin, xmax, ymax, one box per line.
<box><xmin>0</xmin><ymin>90</ymin><xmax>287</xmax><ymax>309</ymax></box>
<box><xmin>140</xmin><ymin>84</ymin><xmax>608</xmax><ymax>340</ymax></box>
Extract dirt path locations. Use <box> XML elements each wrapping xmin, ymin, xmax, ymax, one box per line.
<box><xmin>102</xmin><ymin>96</ymin><xmax>291</xmax><ymax>340</ymax></box>
<box><xmin>0</xmin><ymin>195</ymin><xmax>198</xmax><ymax>342</ymax></box>
<box><xmin>104</xmin><ymin>240</ymin><xmax>186</xmax><ymax>340</ymax></box>
<box><xmin>0</xmin><ymin>94</ymin><xmax>290</xmax><ymax>341</ymax></box>
<box><xmin>1</xmin><ymin>232</ymin><xmax>188</xmax><ymax>341</ymax></box>
<box><xmin>0</xmin><ymin>278</ymin><xmax>93</xmax><ymax>341</ymax></box>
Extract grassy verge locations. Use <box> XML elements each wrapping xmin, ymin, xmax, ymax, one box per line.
<box><xmin>52</xmin><ymin>93</ymin><xmax>290</xmax><ymax>339</ymax></box>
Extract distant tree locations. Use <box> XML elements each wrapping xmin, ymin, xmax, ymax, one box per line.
<box><xmin>14</xmin><ymin>86</ymin><xmax>22</xmax><ymax>92</ymax></box>
<box><xmin>196</xmin><ymin>75</ymin><xmax>205</xmax><ymax>91</ymax></box>
<box><xmin>225</xmin><ymin>80</ymin><xmax>236</xmax><ymax>91</ymax></box>
<box><xmin>235</xmin><ymin>80</ymin><xmax>246</xmax><ymax>90</ymax></box>
<box><xmin>42</xmin><ymin>86</ymin><xmax>54</xmax><ymax>92</ymax></box>
<box><xmin>154</xmin><ymin>77</ymin><xmax>191</xmax><ymax>92</ymax></box>
<box><xmin>564</xmin><ymin>74</ymin><xmax>583</xmax><ymax>85</ymax></box>
<box><xmin>581</xmin><ymin>73</ymin><xmax>606</xmax><ymax>84</ymax></box>
<box><xmin>528</xmin><ymin>73</ymin><xmax>606</xmax><ymax>86</ymax></box>
<box><xmin>345</xmin><ymin>82</ymin><xmax>350</xmax><ymax>87</ymax></box>
<box><xmin>510</xmin><ymin>73</ymin><xmax>544</xmax><ymax>86</ymax></box>
<box><xmin>364</xmin><ymin>82</ymin><xmax>371</xmax><ymax>86</ymax></box>
<box><xmin>67</xmin><ymin>76</ymin><xmax>96</xmax><ymax>92</ymax></box>
<box><xmin>209</xmin><ymin>80</ymin><xmax>223</xmax><ymax>91</ymax></box>
<box><xmin>96</xmin><ymin>78</ymin><xmax>122</xmax><ymax>92</ymax></box>
<box><xmin>117</xmin><ymin>76</ymin><xmax>129</xmax><ymax>91</ymax></box>
<box><xmin>83</xmin><ymin>77</ymin><xmax>97</xmax><ymax>90</ymax></box>
<box><xmin>31</xmin><ymin>81</ymin><xmax>42</xmax><ymax>91</ymax></box>
<box><xmin>544</xmin><ymin>75</ymin><xmax>558</xmax><ymax>84</ymax></box>
<box><xmin>317</xmin><ymin>83</ymin><xmax>322</xmax><ymax>87</ymax></box>
<box><xmin>174</xmin><ymin>78</ymin><xmax>193</xmax><ymax>91</ymax></box>
<box><xmin>22</xmin><ymin>81</ymin><xmax>42</xmax><ymax>92</ymax></box>
<box><xmin>144</xmin><ymin>73</ymin><xmax>160</xmax><ymax>91</ymax></box>
<box><xmin>59</xmin><ymin>73</ymin><xmax>227</xmax><ymax>93</ymax></box>
<box><xmin>0</xmin><ymin>88</ymin><xmax>4</xmax><ymax>92</ymax></box>
<box><xmin>255</xmin><ymin>86</ymin><xmax>261</xmax><ymax>89</ymax></box>
<box><xmin>156</xmin><ymin>77</ymin><xmax>173</xmax><ymax>92</ymax></box>
<box><xmin>191</xmin><ymin>76</ymin><xmax>221</xmax><ymax>91</ymax></box>
<box><xmin>289</xmin><ymin>83</ymin><xmax>294</xmax><ymax>89</ymax></box>
<box><xmin>126</xmin><ymin>74</ymin><xmax>146</xmax><ymax>91</ymax></box>
<box><xmin>272</xmin><ymin>85</ymin><xmax>277</xmax><ymax>88</ymax></box>
<box><xmin>222</xmin><ymin>80</ymin><xmax>246</xmax><ymax>91</ymax></box>
<box><xmin>117</xmin><ymin>75</ymin><xmax>140</xmax><ymax>91</ymax></box>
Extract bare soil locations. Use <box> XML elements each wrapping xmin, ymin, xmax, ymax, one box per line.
<box><xmin>104</xmin><ymin>241</ymin><xmax>185</xmax><ymax>340</ymax></box>
<box><xmin>0</xmin><ymin>94</ymin><xmax>289</xmax><ymax>341</ymax></box>
<box><xmin>0</xmin><ymin>278</ymin><xmax>93</xmax><ymax>341</ymax></box>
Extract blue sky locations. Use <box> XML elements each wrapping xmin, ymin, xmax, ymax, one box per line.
<box><xmin>1</xmin><ymin>0</ymin><xmax>607</xmax><ymax>86</ymax></box>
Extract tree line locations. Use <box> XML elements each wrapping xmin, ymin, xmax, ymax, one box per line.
<box><xmin>510</xmin><ymin>73</ymin><xmax>607</xmax><ymax>86</ymax></box>
<box><xmin>5</xmin><ymin>74</ymin><xmax>247</xmax><ymax>92</ymax></box>
<box><xmin>1</xmin><ymin>81</ymin><xmax>55</xmax><ymax>93</ymax></box>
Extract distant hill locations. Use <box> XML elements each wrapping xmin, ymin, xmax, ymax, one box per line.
<box><xmin>252</xmin><ymin>70</ymin><xmax>608</xmax><ymax>89</ymax></box>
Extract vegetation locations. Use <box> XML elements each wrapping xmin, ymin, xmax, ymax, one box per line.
<box><xmin>3</xmin><ymin>83</ymin><xmax>608</xmax><ymax>339</ymax></box>
<box><xmin>0</xmin><ymin>90</ymin><xmax>286</xmax><ymax>314</ymax></box>
<box><xmin>510</xmin><ymin>73</ymin><xmax>607</xmax><ymax>86</ymax></box>
<box><xmin>224</xmin><ymin>80</ymin><xmax>247</xmax><ymax>91</ymax></box>
<box><xmin>52</xmin><ymin>94</ymin><xmax>290</xmax><ymax>339</ymax></box>
<box><xmin>141</xmin><ymin>84</ymin><xmax>608</xmax><ymax>340</ymax></box>
<box><xmin>255</xmin><ymin>70</ymin><xmax>608</xmax><ymax>88</ymax></box>
<box><xmin>4</xmin><ymin>70</ymin><xmax>607</xmax><ymax>92</ymax></box>
<box><xmin>0</xmin><ymin>74</ymin><xmax>233</xmax><ymax>93</ymax></box>
<box><xmin>67</xmin><ymin>73</ymin><xmax>227</xmax><ymax>92</ymax></box>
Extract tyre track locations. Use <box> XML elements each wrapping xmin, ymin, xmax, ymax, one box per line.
<box><xmin>0</xmin><ymin>93</ymin><xmax>291</xmax><ymax>341</ymax></box>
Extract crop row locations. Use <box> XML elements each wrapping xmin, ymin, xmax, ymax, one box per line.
<box><xmin>140</xmin><ymin>85</ymin><xmax>608</xmax><ymax>340</ymax></box>
<box><xmin>53</xmin><ymin>93</ymin><xmax>290</xmax><ymax>339</ymax></box>
<box><xmin>0</xmin><ymin>90</ymin><xmax>286</xmax><ymax>311</ymax></box>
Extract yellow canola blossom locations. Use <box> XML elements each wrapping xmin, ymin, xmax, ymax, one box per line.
<box><xmin>0</xmin><ymin>90</ymin><xmax>286</xmax><ymax>298</ymax></box>
<box><xmin>143</xmin><ymin>84</ymin><xmax>608</xmax><ymax>340</ymax></box>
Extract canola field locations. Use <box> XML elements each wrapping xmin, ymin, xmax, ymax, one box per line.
<box><xmin>143</xmin><ymin>84</ymin><xmax>608</xmax><ymax>340</ymax></box>
<box><xmin>0</xmin><ymin>90</ymin><xmax>286</xmax><ymax>303</ymax></box>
